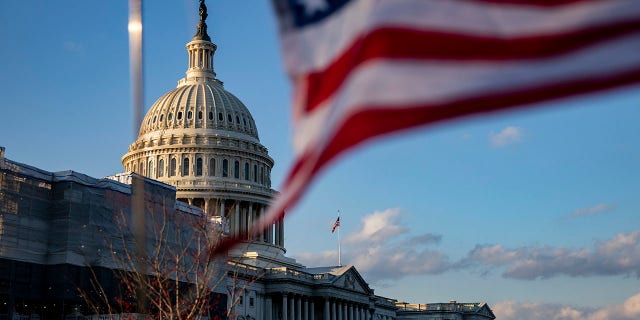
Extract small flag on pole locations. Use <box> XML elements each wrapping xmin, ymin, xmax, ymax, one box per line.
<box><xmin>331</xmin><ymin>216</ymin><xmax>340</xmax><ymax>233</ymax></box>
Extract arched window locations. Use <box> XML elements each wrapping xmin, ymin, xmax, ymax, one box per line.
<box><xmin>209</xmin><ymin>112</ymin><xmax>213</xmax><ymax>120</ymax></box>
<box><xmin>198</xmin><ymin>111</ymin><xmax>203</xmax><ymax>119</ymax></box>
<box><xmin>168</xmin><ymin>113</ymin><xmax>173</xmax><ymax>120</ymax></box>
<box><xmin>187</xmin><ymin>111</ymin><xmax>193</xmax><ymax>119</ymax></box>
<box><xmin>160</xmin><ymin>114</ymin><xmax>164</xmax><ymax>122</ymax></box>
<box><xmin>253</xmin><ymin>164</ymin><xmax>258</xmax><ymax>182</ymax></box>
<box><xmin>209</xmin><ymin>158</ymin><xmax>216</xmax><ymax>176</ymax></box>
<box><xmin>218</xmin><ymin>112</ymin><xmax>223</xmax><ymax>121</ymax></box>
<box><xmin>234</xmin><ymin>161</ymin><xmax>240</xmax><ymax>179</ymax></box>
<box><xmin>170</xmin><ymin>158</ymin><xmax>177</xmax><ymax>177</ymax></box>
<box><xmin>227</xmin><ymin>114</ymin><xmax>233</xmax><ymax>122</ymax></box>
<box><xmin>259</xmin><ymin>166</ymin><xmax>264</xmax><ymax>184</ymax></box>
<box><xmin>236</xmin><ymin>116</ymin><xmax>240</xmax><ymax>124</ymax></box>
<box><xmin>182</xmin><ymin>158</ymin><xmax>190</xmax><ymax>176</ymax></box>
<box><xmin>196</xmin><ymin>158</ymin><xmax>203</xmax><ymax>176</ymax></box>
<box><xmin>244</xmin><ymin>162</ymin><xmax>249</xmax><ymax>181</ymax></box>
<box><xmin>158</xmin><ymin>159</ymin><xmax>165</xmax><ymax>177</ymax></box>
<box><xmin>222</xmin><ymin>159</ymin><xmax>229</xmax><ymax>177</ymax></box>
<box><xmin>133</xmin><ymin>163</ymin><xmax>137</xmax><ymax>173</ymax></box>
<box><xmin>148</xmin><ymin>160</ymin><xmax>154</xmax><ymax>178</ymax></box>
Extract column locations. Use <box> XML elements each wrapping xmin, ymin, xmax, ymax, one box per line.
<box><xmin>235</xmin><ymin>203</ymin><xmax>241</xmax><ymax>236</ymax></box>
<box><xmin>278</xmin><ymin>219</ymin><xmax>285</xmax><ymax>246</ymax></box>
<box><xmin>342</xmin><ymin>304</ymin><xmax>347</xmax><ymax>320</ymax></box>
<box><xmin>283</xmin><ymin>294</ymin><xmax>288</xmax><ymax>320</ymax></box>
<box><xmin>337</xmin><ymin>301</ymin><xmax>342</xmax><ymax>320</ymax></box>
<box><xmin>248</xmin><ymin>203</ymin><xmax>254</xmax><ymax>240</ymax></box>
<box><xmin>349</xmin><ymin>304</ymin><xmax>353</xmax><ymax>320</ymax></box>
<box><xmin>310</xmin><ymin>300</ymin><xmax>315</xmax><ymax>320</ymax></box>
<box><xmin>296</xmin><ymin>296</ymin><xmax>302</xmax><ymax>320</ymax></box>
<box><xmin>204</xmin><ymin>198</ymin><xmax>210</xmax><ymax>215</ymax></box>
<box><xmin>275</xmin><ymin>221</ymin><xmax>280</xmax><ymax>246</ymax></box>
<box><xmin>266</xmin><ymin>296</ymin><xmax>273</xmax><ymax>320</ymax></box>
<box><xmin>304</xmin><ymin>298</ymin><xmax>309</xmax><ymax>320</ymax></box>
<box><xmin>324</xmin><ymin>299</ymin><xmax>330</xmax><ymax>320</ymax></box>
<box><xmin>290</xmin><ymin>295</ymin><xmax>296</xmax><ymax>320</ymax></box>
<box><xmin>331</xmin><ymin>300</ymin><xmax>336</xmax><ymax>320</ymax></box>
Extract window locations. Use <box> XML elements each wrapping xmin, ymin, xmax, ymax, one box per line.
<box><xmin>182</xmin><ymin>158</ymin><xmax>189</xmax><ymax>176</ymax></box>
<box><xmin>259</xmin><ymin>167</ymin><xmax>264</xmax><ymax>184</ymax></box>
<box><xmin>158</xmin><ymin>159</ymin><xmax>165</xmax><ymax>177</ymax></box>
<box><xmin>153</xmin><ymin>116</ymin><xmax>156</xmax><ymax>123</ymax></box>
<box><xmin>236</xmin><ymin>116</ymin><xmax>240</xmax><ymax>124</ymax></box>
<box><xmin>170</xmin><ymin>158</ymin><xmax>177</xmax><ymax>177</ymax></box>
<box><xmin>168</xmin><ymin>113</ymin><xmax>173</xmax><ymax>120</ymax></box>
<box><xmin>244</xmin><ymin>163</ymin><xmax>249</xmax><ymax>181</ymax></box>
<box><xmin>227</xmin><ymin>114</ymin><xmax>233</xmax><ymax>122</ymax></box>
<box><xmin>249</xmin><ymin>297</ymin><xmax>254</xmax><ymax>307</ymax></box>
<box><xmin>218</xmin><ymin>112</ymin><xmax>223</xmax><ymax>121</ymax></box>
<box><xmin>222</xmin><ymin>159</ymin><xmax>228</xmax><ymax>177</ymax></box>
<box><xmin>187</xmin><ymin>111</ymin><xmax>193</xmax><ymax>119</ymax></box>
<box><xmin>160</xmin><ymin>114</ymin><xmax>164</xmax><ymax>122</ymax></box>
<box><xmin>177</xmin><ymin>111</ymin><xmax>183</xmax><ymax>120</ymax></box>
<box><xmin>148</xmin><ymin>160</ymin><xmax>154</xmax><ymax>177</ymax></box>
<box><xmin>209</xmin><ymin>111</ymin><xmax>213</xmax><ymax>120</ymax></box>
<box><xmin>198</xmin><ymin>111</ymin><xmax>202</xmax><ymax>119</ymax></box>
<box><xmin>243</xmin><ymin>117</ymin><xmax>247</xmax><ymax>126</ymax></box>
<box><xmin>253</xmin><ymin>164</ymin><xmax>258</xmax><ymax>182</ymax></box>
<box><xmin>196</xmin><ymin>158</ymin><xmax>203</xmax><ymax>176</ymax></box>
<box><xmin>234</xmin><ymin>161</ymin><xmax>240</xmax><ymax>179</ymax></box>
<box><xmin>209</xmin><ymin>158</ymin><xmax>216</xmax><ymax>176</ymax></box>
<box><xmin>239</xmin><ymin>296</ymin><xmax>243</xmax><ymax>305</ymax></box>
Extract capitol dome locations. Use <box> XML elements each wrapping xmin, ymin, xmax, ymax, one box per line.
<box><xmin>122</xmin><ymin>1</ymin><xmax>289</xmax><ymax>261</ymax></box>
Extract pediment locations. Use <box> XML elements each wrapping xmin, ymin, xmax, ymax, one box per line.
<box><xmin>331</xmin><ymin>266</ymin><xmax>372</xmax><ymax>294</ymax></box>
<box><xmin>477</xmin><ymin>304</ymin><xmax>496</xmax><ymax>319</ymax></box>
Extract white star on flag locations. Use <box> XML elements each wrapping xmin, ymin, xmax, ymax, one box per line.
<box><xmin>298</xmin><ymin>0</ymin><xmax>328</xmax><ymax>16</ymax></box>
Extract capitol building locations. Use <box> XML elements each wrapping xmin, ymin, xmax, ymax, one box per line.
<box><xmin>0</xmin><ymin>2</ymin><xmax>494</xmax><ymax>320</ymax></box>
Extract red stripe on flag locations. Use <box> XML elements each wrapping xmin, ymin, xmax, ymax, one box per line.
<box><xmin>302</xmin><ymin>20</ymin><xmax>640</xmax><ymax>113</ymax></box>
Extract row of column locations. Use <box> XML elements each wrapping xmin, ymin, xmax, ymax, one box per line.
<box><xmin>323</xmin><ymin>299</ymin><xmax>369</xmax><ymax>320</ymax></box>
<box><xmin>186</xmin><ymin>198</ymin><xmax>285</xmax><ymax>247</ymax></box>
<box><xmin>264</xmin><ymin>294</ymin><xmax>369</xmax><ymax>320</ymax></box>
<box><xmin>277</xmin><ymin>294</ymin><xmax>316</xmax><ymax>320</ymax></box>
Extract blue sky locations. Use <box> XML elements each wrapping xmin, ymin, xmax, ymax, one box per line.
<box><xmin>1</xmin><ymin>1</ymin><xmax>639</xmax><ymax>319</ymax></box>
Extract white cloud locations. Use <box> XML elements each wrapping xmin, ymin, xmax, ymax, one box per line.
<box><xmin>571</xmin><ymin>203</ymin><xmax>616</xmax><ymax>217</ymax></box>
<box><xmin>490</xmin><ymin>126</ymin><xmax>523</xmax><ymax>147</ymax></box>
<box><xmin>493</xmin><ymin>292</ymin><xmax>640</xmax><ymax>320</ymax></box>
<box><xmin>345</xmin><ymin>208</ymin><xmax>407</xmax><ymax>244</ymax></box>
<box><xmin>458</xmin><ymin>230</ymin><xmax>640</xmax><ymax>279</ymax></box>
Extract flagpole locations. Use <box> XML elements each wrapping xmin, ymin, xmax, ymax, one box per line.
<box><xmin>338</xmin><ymin>210</ymin><xmax>341</xmax><ymax>266</ymax></box>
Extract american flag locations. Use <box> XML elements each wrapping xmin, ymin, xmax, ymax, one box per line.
<box><xmin>332</xmin><ymin>216</ymin><xmax>341</xmax><ymax>233</ymax></box>
<box><xmin>213</xmin><ymin>0</ymin><xmax>640</xmax><ymax>253</ymax></box>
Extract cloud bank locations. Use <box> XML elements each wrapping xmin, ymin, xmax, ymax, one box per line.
<box><xmin>293</xmin><ymin>208</ymin><xmax>640</xmax><ymax>282</ymax></box>
<box><xmin>570</xmin><ymin>203</ymin><xmax>616</xmax><ymax>217</ymax></box>
<box><xmin>493</xmin><ymin>292</ymin><xmax>640</xmax><ymax>320</ymax></box>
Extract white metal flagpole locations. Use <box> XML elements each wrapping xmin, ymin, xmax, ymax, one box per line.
<box><xmin>338</xmin><ymin>210</ymin><xmax>341</xmax><ymax>266</ymax></box>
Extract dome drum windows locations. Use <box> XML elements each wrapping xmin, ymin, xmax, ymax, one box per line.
<box><xmin>209</xmin><ymin>112</ymin><xmax>213</xmax><ymax>120</ymax></box>
<box><xmin>234</xmin><ymin>160</ymin><xmax>240</xmax><ymax>179</ymax></box>
<box><xmin>227</xmin><ymin>114</ymin><xmax>233</xmax><ymax>123</ymax></box>
<box><xmin>182</xmin><ymin>158</ymin><xmax>190</xmax><ymax>176</ymax></box>
<box><xmin>196</xmin><ymin>157</ymin><xmax>203</xmax><ymax>176</ymax></box>
<box><xmin>177</xmin><ymin>111</ymin><xmax>183</xmax><ymax>120</ymax></box>
<box><xmin>158</xmin><ymin>159</ymin><xmax>165</xmax><ymax>177</ymax></box>
<box><xmin>222</xmin><ymin>159</ymin><xmax>229</xmax><ymax>177</ymax></box>
<box><xmin>170</xmin><ymin>158</ymin><xmax>177</xmax><ymax>177</ymax></box>
<box><xmin>244</xmin><ymin>162</ymin><xmax>249</xmax><ymax>181</ymax></box>
<box><xmin>218</xmin><ymin>112</ymin><xmax>223</xmax><ymax>121</ymax></box>
<box><xmin>187</xmin><ymin>111</ymin><xmax>193</xmax><ymax>120</ymax></box>
<box><xmin>198</xmin><ymin>111</ymin><xmax>203</xmax><ymax>120</ymax></box>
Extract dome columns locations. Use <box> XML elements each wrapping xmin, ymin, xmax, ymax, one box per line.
<box><xmin>186</xmin><ymin>40</ymin><xmax>217</xmax><ymax>80</ymax></box>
